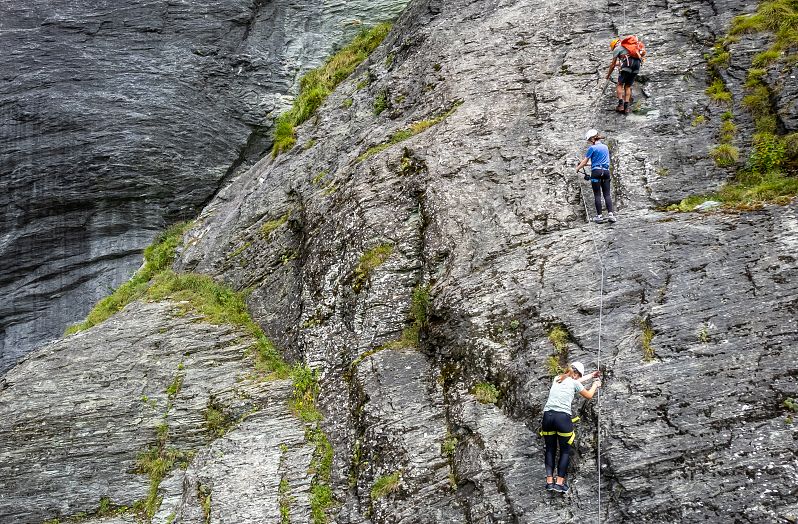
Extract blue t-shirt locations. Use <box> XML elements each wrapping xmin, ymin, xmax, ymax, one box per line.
<box><xmin>585</xmin><ymin>143</ymin><xmax>610</xmax><ymax>171</ymax></box>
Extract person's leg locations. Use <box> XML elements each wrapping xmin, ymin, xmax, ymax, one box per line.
<box><xmin>615</xmin><ymin>74</ymin><xmax>625</xmax><ymax>111</ymax></box>
<box><xmin>553</xmin><ymin>412</ymin><xmax>575</xmax><ymax>484</ymax></box>
<box><xmin>601</xmin><ymin>177</ymin><xmax>615</xmax><ymax>213</ymax></box>
<box><xmin>556</xmin><ymin>433</ymin><xmax>572</xmax><ymax>482</ymax></box>
<box><xmin>623</xmin><ymin>73</ymin><xmax>636</xmax><ymax>113</ymax></box>
<box><xmin>542</xmin><ymin>411</ymin><xmax>557</xmax><ymax>483</ymax></box>
<box><xmin>544</xmin><ymin>434</ymin><xmax>557</xmax><ymax>481</ymax></box>
<box><xmin>591</xmin><ymin>180</ymin><xmax>603</xmax><ymax>215</ymax></box>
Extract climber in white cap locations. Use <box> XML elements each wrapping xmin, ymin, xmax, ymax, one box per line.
<box><xmin>540</xmin><ymin>361</ymin><xmax>601</xmax><ymax>494</ymax></box>
<box><xmin>575</xmin><ymin>129</ymin><xmax>616</xmax><ymax>223</ymax></box>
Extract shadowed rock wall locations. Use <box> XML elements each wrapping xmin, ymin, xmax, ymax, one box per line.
<box><xmin>0</xmin><ymin>0</ymin><xmax>408</xmax><ymax>373</ymax></box>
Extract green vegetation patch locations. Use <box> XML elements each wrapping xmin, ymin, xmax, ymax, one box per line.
<box><xmin>710</xmin><ymin>143</ymin><xmax>740</xmax><ymax>167</ymax></box>
<box><xmin>641</xmin><ymin>318</ymin><xmax>655</xmax><ymax>362</ymax></box>
<box><xmin>260</xmin><ymin>212</ymin><xmax>290</xmax><ymax>240</ymax></box>
<box><xmin>135</xmin><ymin>444</ymin><xmax>195</xmax><ymax>519</ymax></box>
<box><xmin>441</xmin><ymin>433</ymin><xmax>458</xmax><ymax>457</ymax></box>
<box><xmin>546</xmin><ymin>325</ymin><xmax>570</xmax><ymax>376</ymax></box>
<box><xmin>42</xmin><ymin>497</ymin><xmax>134</xmax><ymax>523</ymax></box>
<box><xmin>352</xmin><ymin>243</ymin><xmax>394</xmax><ymax>292</ymax></box>
<box><xmin>146</xmin><ymin>271</ymin><xmax>289</xmax><ymax>377</ymax></box>
<box><xmin>374</xmin><ymin>284</ymin><xmax>431</xmax><ymax>351</ymax></box>
<box><xmin>307</xmin><ymin>425</ymin><xmax>334</xmax><ymax>523</ymax></box>
<box><xmin>204</xmin><ymin>398</ymin><xmax>236</xmax><ymax>437</ymax></box>
<box><xmin>65</xmin><ymin>222</ymin><xmax>192</xmax><ymax>335</ymax></box>
<box><xmin>272</xmin><ymin>23</ymin><xmax>392</xmax><ymax>157</ymax></box>
<box><xmin>356</xmin><ymin>101</ymin><xmax>463</xmax><ymax>162</ymax></box>
<box><xmin>290</xmin><ymin>365</ymin><xmax>322</xmax><ymax>422</ymax></box>
<box><xmin>473</xmin><ymin>382</ymin><xmax>499</xmax><ymax>404</ymax></box>
<box><xmin>371</xmin><ymin>471</ymin><xmax>401</xmax><ymax>500</ymax></box>
<box><xmin>706</xmin><ymin>78</ymin><xmax>732</xmax><ymax>104</ymax></box>
<box><xmin>671</xmin><ymin>2</ymin><xmax>798</xmax><ymax>213</ymax></box>
<box><xmin>374</xmin><ymin>88</ymin><xmax>389</xmax><ymax>115</ymax></box>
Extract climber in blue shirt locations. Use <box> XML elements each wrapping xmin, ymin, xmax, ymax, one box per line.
<box><xmin>576</xmin><ymin>129</ymin><xmax>616</xmax><ymax>223</ymax></box>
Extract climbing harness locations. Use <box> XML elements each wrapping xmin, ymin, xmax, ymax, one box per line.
<box><xmin>540</xmin><ymin>415</ymin><xmax>581</xmax><ymax>445</ymax></box>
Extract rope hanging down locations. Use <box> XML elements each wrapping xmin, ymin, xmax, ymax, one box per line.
<box><xmin>576</xmin><ymin>168</ymin><xmax>606</xmax><ymax>524</ymax></box>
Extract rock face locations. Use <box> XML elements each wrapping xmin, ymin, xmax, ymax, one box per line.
<box><xmin>0</xmin><ymin>300</ymin><xmax>312</xmax><ymax>524</ymax></box>
<box><xmin>0</xmin><ymin>0</ymin><xmax>409</xmax><ymax>373</ymax></box>
<box><xmin>2</xmin><ymin>0</ymin><xmax>798</xmax><ymax>523</ymax></box>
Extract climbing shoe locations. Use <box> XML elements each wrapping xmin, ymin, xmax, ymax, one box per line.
<box><xmin>554</xmin><ymin>482</ymin><xmax>570</xmax><ymax>494</ymax></box>
<box><xmin>546</xmin><ymin>482</ymin><xmax>556</xmax><ymax>491</ymax></box>
<box><xmin>593</xmin><ymin>215</ymin><xmax>605</xmax><ymax>223</ymax></box>
<box><xmin>607</xmin><ymin>212</ymin><xmax>617</xmax><ymax>223</ymax></box>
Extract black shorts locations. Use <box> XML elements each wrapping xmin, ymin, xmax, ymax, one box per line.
<box><xmin>618</xmin><ymin>70</ymin><xmax>637</xmax><ymax>87</ymax></box>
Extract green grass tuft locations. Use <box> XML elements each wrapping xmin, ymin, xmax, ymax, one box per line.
<box><xmin>204</xmin><ymin>399</ymin><xmax>235</xmax><ymax>437</ymax></box>
<box><xmin>135</xmin><ymin>445</ymin><xmax>195</xmax><ymax>519</ymax></box>
<box><xmin>720</xmin><ymin>119</ymin><xmax>737</xmax><ymax>143</ymax></box>
<box><xmin>356</xmin><ymin>101</ymin><xmax>463</xmax><ymax>162</ymax></box>
<box><xmin>441</xmin><ymin>433</ymin><xmax>458</xmax><ymax>457</ymax></box>
<box><xmin>260</xmin><ymin>212</ymin><xmax>290</xmax><ymax>239</ymax></box>
<box><xmin>272</xmin><ymin>23</ymin><xmax>392</xmax><ymax>157</ymax></box>
<box><xmin>473</xmin><ymin>382</ymin><xmax>499</xmax><ymax>404</ymax></box>
<box><xmin>371</xmin><ymin>471</ymin><xmax>401</xmax><ymax>500</ymax></box>
<box><xmin>706</xmin><ymin>79</ymin><xmax>732</xmax><ymax>104</ymax></box>
<box><xmin>290</xmin><ymin>365</ymin><xmax>322</xmax><ymax>422</ymax></box>
<box><xmin>64</xmin><ymin>222</ymin><xmax>193</xmax><ymax>335</ymax></box>
<box><xmin>710</xmin><ymin>144</ymin><xmax>740</xmax><ymax>167</ymax></box>
<box><xmin>352</xmin><ymin>243</ymin><xmax>394</xmax><ymax>292</ymax></box>
<box><xmin>374</xmin><ymin>88</ymin><xmax>389</xmax><ymax>115</ymax></box>
<box><xmin>641</xmin><ymin>318</ymin><xmax>655</xmax><ymax>361</ymax></box>
<box><xmin>145</xmin><ymin>271</ymin><xmax>290</xmax><ymax>377</ymax></box>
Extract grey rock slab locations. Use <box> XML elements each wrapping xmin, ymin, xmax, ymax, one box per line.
<box><xmin>0</xmin><ymin>300</ymin><xmax>284</xmax><ymax>524</ymax></box>
<box><xmin>351</xmin><ymin>348</ymin><xmax>465</xmax><ymax>524</ymax></box>
<box><xmin>167</xmin><ymin>381</ymin><xmax>313</xmax><ymax>524</ymax></box>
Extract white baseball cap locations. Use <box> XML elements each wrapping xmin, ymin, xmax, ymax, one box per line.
<box><xmin>584</xmin><ymin>129</ymin><xmax>599</xmax><ymax>141</ymax></box>
<box><xmin>571</xmin><ymin>361</ymin><xmax>586</xmax><ymax>377</ymax></box>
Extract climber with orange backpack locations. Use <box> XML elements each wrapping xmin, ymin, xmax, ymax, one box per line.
<box><xmin>606</xmin><ymin>36</ymin><xmax>647</xmax><ymax>114</ymax></box>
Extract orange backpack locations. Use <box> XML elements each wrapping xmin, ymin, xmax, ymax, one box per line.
<box><xmin>620</xmin><ymin>35</ymin><xmax>646</xmax><ymax>59</ymax></box>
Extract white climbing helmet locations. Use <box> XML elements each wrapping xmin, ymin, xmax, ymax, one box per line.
<box><xmin>584</xmin><ymin>129</ymin><xmax>599</xmax><ymax>142</ymax></box>
<box><xmin>571</xmin><ymin>361</ymin><xmax>586</xmax><ymax>377</ymax></box>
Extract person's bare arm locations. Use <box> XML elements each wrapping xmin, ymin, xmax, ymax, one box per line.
<box><xmin>579</xmin><ymin>379</ymin><xmax>601</xmax><ymax>399</ymax></box>
<box><xmin>606</xmin><ymin>57</ymin><xmax>618</xmax><ymax>79</ymax></box>
<box><xmin>577</xmin><ymin>371</ymin><xmax>598</xmax><ymax>384</ymax></box>
<box><xmin>576</xmin><ymin>156</ymin><xmax>590</xmax><ymax>172</ymax></box>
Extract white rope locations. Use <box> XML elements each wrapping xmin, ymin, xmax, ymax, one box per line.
<box><xmin>576</xmin><ymin>171</ymin><xmax>605</xmax><ymax>524</ymax></box>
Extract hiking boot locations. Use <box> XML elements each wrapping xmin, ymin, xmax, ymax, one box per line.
<box><xmin>554</xmin><ymin>482</ymin><xmax>570</xmax><ymax>494</ymax></box>
<box><xmin>615</xmin><ymin>100</ymin><xmax>624</xmax><ymax>113</ymax></box>
<box><xmin>607</xmin><ymin>212</ymin><xmax>617</xmax><ymax>223</ymax></box>
<box><xmin>545</xmin><ymin>482</ymin><xmax>556</xmax><ymax>491</ymax></box>
<box><xmin>623</xmin><ymin>102</ymin><xmax>631</xmax><ymax>114</ymax></box>
<box><xmin>593</xmin><ymin>215</ymin><xmax>605</xmax><ymax>223</ymax></box>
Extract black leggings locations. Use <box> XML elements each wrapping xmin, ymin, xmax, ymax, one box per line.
<box><xmin>590</xmin><ymin>170</ymin><xmax>614</xmax><ymax>214</ymax></box>
<box><xmin>542</xmin><ymin>410</ymin><xmax>574</xmax><ymax>478</ymax></box>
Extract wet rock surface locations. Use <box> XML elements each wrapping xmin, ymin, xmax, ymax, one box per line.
<box><xmin>0</xmin><ymin>0</ymin><xmax>408</xmax><ymax>373</ymax></box>
<box><xmin>2</xmin><ymin>0</ymin><xmax>798</xmax><ymax>523</ymax></box>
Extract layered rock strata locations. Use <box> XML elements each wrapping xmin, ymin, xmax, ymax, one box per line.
<box><xmin>0</xmin><ymin>0</ymin><xmax>408</xmax><ymax>373</ymax></box>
